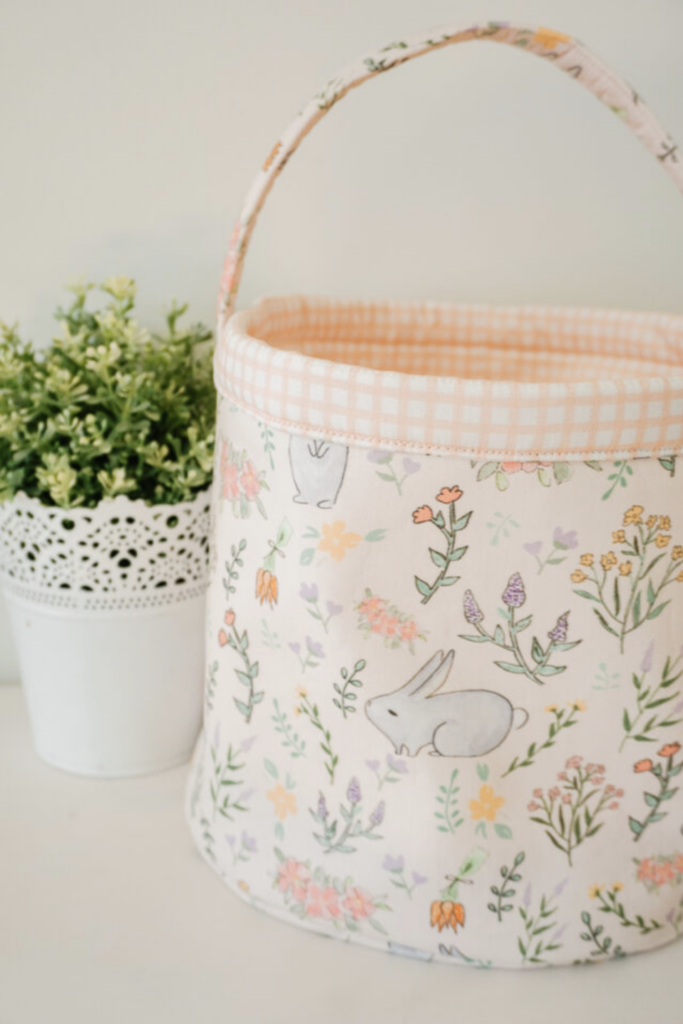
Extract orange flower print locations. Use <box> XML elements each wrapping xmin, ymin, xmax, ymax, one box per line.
<box><xmin>533</xmin><ymin>26</ymin><xmax>571</xmax><ymax>49</ymax></box>
<box><xmin>634</xmin><ymin>759</ymin><xmax>653</xmax><ymax>773</ymax></box>
<box><xmin>256</xmin><ymin>568</ymin><xmax>278</xmax><ymax>607</ymax></box>
<box><xmin>413</xmin><ymin>505</ymin><xmax>433</xmax><ymax>524</ymax></box>
<box><xmin>317</xmin><ymin>521</ymin><xmax>362</xmax><ymax>563</ymax></box>
<box><xmin>305</xmin><ymin>883</ymin><xmax>342</xmax><ymax>921</ymax></box>
<box><xmin>430</xmin><ymin>900</ymin><xmax>465</xmax><ymax>933</ymax></box>
<box><xmin>267</xmin><ymin>783</ymin><xmax>298</xmax><ymax>821</ymax></box>
<box><xmin>659</xmin><ymin>743</ymin><xmax>681</xmax><ymax>758</ymax></box>
<box><xmin>356</xmin><ymin>589</ymin><xmax>426</xmax><ymax>653</ymax></box>
<box><xmin>571</xmin><ymin>569</ymin><xmax>586</xmax><ymax>583</ymax></box>
<box><xmin>469</xmin><ymin>784</ymin><xmax>505</xmax><ymax>823</ymax></box>
<box><xmin>436</xmin><ymin>485</ymin><xmax>464</xmax><ymax>504</ymax></box>
<box><xmin>224</xmin><ymin>609</ymin><xmax>236</xmax><ymax>627</ymax></box>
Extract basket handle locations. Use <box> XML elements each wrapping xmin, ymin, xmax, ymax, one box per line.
<box><xmin>218</xmin><ymin>21</ymin><xmax>682</xmax><ymax>323</ymax></box>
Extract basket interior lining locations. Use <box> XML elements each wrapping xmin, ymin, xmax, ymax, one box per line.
<box><xmin>246</xmin><ymin>300</ymin><xmax>683</xmax><ymax>383</ymax></box>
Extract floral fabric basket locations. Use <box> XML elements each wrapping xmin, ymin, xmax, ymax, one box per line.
<box><xmin>186</xmin><ymin>22</ymin><xmax>683</xmax><ymax>968</ymax></box>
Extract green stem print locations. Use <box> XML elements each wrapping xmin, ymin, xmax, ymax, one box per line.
<box><xmin>412</xmin><ymin>485</ymin><xmax>472</xmax><ymax>604</ymax></box>
<box><xmin>219</xmin><ymin>609</ymin><xmax>263</xmax><ymax>723</ymax></box>
<box><xmin>578</xmin><ymin>911</ymin><xmax>626</xmax><ymax>961</ymax></box>
<box><xmin>524</xmin><ymin>527</ymin><xmax>578</xmax><ymax>575</ymax></box>
<box><xmin>366</xmin><ymin>753</ymin><xmax>409</xmax><ymax>790</ymax></box>
<box><xmin>620</xmin><ymin>646</ymin><xmax>683</xmax><ymax>750</ymax></box>
<box><xmin>435</xmin><ymin>768</ymin><xmax>464</xmax><ymax>834</ymax></box>
<box><xmin>659</xmin><ymin>455</ymin><xmax>677</xmax><ymax>477</ymax></box>
<box><xmin>368</xmin><ymin>449</ymin><xmax>420</xmax><ymax>495</ymax></box>
<box><xmin>528</xmin><ymin>759</ymin><xmax>620</xmax><ymax>867</ymax></box>
<box><xmin>223</xmin><ymin>538</ymin><xmax>246</xmax><ymax>597</ymax></box>
<box><xmin>486</xmin><ymin>511</ymin><xmax>520</xmax><ymax>547</ymax></box>
<box><xmin>310</xmin><ymin>778</ymin><xmax>385</xmax><ymax>854</ymax></box>
<box><xmin>589</xmin><ymin>884</ymin><xmax>662</xmax><ymax>935</ymax></box>
<box><xmin>383</xmin><ymin>855</ymin><xmax>428</xmax><ymax>899</ymax></box>
<box><xmin>504</xmin><ymin>702</ymin><xmax>585</xmax><ymax>776</ymax></box>
<box><xmin>630</xmin><ymin>743</ymin><xmax>683</xmax><ymax>842</ymax></box>
<box><xmin>205</xmin><ymin>659</ymin><xmax>219</xmax><ymax>713</ymax></box>
<box><xmin>271</xmin><ymin>698</ymin><xmax>306</xmax><ymax>759</ymax></box>
<box><xmin>227</xmin><ymin>831</ymin><xmax>258</xmax><ymax>868</ymax></box>
<box><xmin>332</xmin><ymin>659</ymin><xmax>367</xmax><ymax>717</ymax></box>
<box><xmin>261</xmin><ymin>618</ymin><xmax>280</xmax><ymax>649</ymax></box>
<box><xmin>258</xmin><ymin>420</ymin><xmax>276</xmax><ymax>469</ymax></box>
<box><xmin>517</xmin><ymin>887</ymin><xmax>564</xmax><ymax>965</ymax></box>
<box><xmin>460</xmin><ymin>574</ymin><xmax>581</xmax><ymax>684</ymax></box>
<box><xmin>297</xmin><ymin>687</ymin><xmax>338</xmax><ymax>784</ymax></box>
<box><xmin>601</xmin><ymin>460</ymin><xmax>633</xmax><ymax>501</ymax></box>
<box><xmin>593</xmin><ymin>662</ymin><xmax>620</xmax><ymax>691</ymax></box>
<box><xmin>571</xmin><ymin>507</ymin><xmax>683</xmax><ymax>653</ymax></box>
<box><xmin>209</xmin><ymin>741</ymin><xmax>247</xmax><ymax>823</ymax></box>
<box><xmin>488</xmin><ymin>851</ymin><xmax>525</xmax><ymax>922</ymax></box>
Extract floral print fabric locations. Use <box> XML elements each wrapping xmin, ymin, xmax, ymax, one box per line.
<box><xmin>186</xmin><ymin>399</ymin><xmax>683</xmax><ymax>968</ymax></box>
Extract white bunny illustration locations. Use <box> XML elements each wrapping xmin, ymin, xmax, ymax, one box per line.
<box><xmin>365</xmin><ymin>649</ymin><xmax>528</xmax><ymax>758</ymax></box>
<box><xmin>289</xmin><ymin>435</ymin><xmax>349</xmax><ymax>509</ymax></box>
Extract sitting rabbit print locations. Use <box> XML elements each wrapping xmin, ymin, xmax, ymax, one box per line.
<box><xmin>289</xmin><ymin>435</ymin><xmax>349</xmax><ymax>509</ymax></box>
<box><xmin>365</xmin><ymin>649</ymin><xmax>528</xmax><ymax>758</ymax></box>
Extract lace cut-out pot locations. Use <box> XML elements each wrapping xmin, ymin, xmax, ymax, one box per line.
<box><xmin>0</xmin><ymin>489</ymin><xmax>211</xmax><ymax>613</ymax></box>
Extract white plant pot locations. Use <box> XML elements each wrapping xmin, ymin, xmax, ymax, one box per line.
<box><xmin>0</xmin><ymin>489</ymin><xmax>212</xmax><ymax>777</ymax></box>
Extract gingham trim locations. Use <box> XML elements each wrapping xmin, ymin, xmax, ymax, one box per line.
<box><xmin>215</xmin><ymin>296</ymin><xmax>683</xmax><ymax>461</ymax></box>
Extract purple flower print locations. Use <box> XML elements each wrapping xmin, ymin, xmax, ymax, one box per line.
<box><xmin>502</xmin><ymin>572</ymin><xmax>526</xmax><ymax>608</ymax></box>
<box><xmin>326</xmin><ymin>600</ymin><xmax>343</xmax><ymax>619</ymax></box>
<box><xmin>347</xmin><ymin>777</ymin><xmax>361</xmax><ymax>805</ymax></box>
<box><xmin>317</xmin><ymin>793</ymin><xmax>329</xmax><ymax>821</ymax></box>
<box><xmin>289</xmin><ymin>642</ymin><xmax>301</xmax><ymax>655</ymax></box>
<box><xmin>300</xmin><ymin>582</ymin><xmax>318</xmax><ymax>603</ymax></box>
<box><xmin>386</xmin><ymin>753</ymin><xmax>408</xmax><ymax>774</ymax></box>
<box><xmin>553</xmin><ymin>527</ymin><xmax>578</xmax><ymax>549</ymax></box>
<box><xmin>301</xmin><ymin>585</ymin><xmax>342</xmax><ymax>633</ymax></box>
<box><xmin>382</xmin><ymin>854</ymin><xmax>427</xmax><ymax>898</ymax></box>
<box><xmin>522</xmin><ymin>883</ymin><xmax>532</xmax><ymax>908</ymax></box>
<box><xmin>463</xmin><ymin>589</ymin><xmax>484</xmax><ymax>625</ymax></box>
<box><xmin>402</xmin><ymin>457</ymin><xmax>420</xmax><ymax>475</ymax></box>
<box><xmin>548</xmin><ymin>612</ymin><xmax>570</xmax><ymax>643</ymax></box>
<box><xmin>225</xmin><ymin>835</ymin><xmax>235</xmax><ymax>848</ymax></box>
<box><xmin>240</xmin><ymin>736</ymin><xmax>257</xmax><ymax>753</ymax></box>
<box><xmin>523</xmin><ymin>541</ymin><xmax>543</xmax><ymax>558</ymax></box>
<box><xmin>365</xmin><ymin>759</ymin><xmax>380</xmax><ymax>773</ymax></box>
<box><xmin>368</xmin><ymin>450</ymin><xmax>391</xmax><ymax>464</ymax></box>
<box><xmin>306</xmin><ymin>636</ymin><xmax>325</xmax><ymax>659</ymax></box>
<box><xmin>641</xmin><ymin>641</ymin><xmax>655</xmax><ymax>675</ymax></box>
<box><xmin>370</xmin><ymin>801</ymin><xmax>386</xmax><ymax>827</ymax></box>
<box><xmin>242</xmin><ymin>832</ymin><xmax>257</xmax><ymax>854</ymax></box>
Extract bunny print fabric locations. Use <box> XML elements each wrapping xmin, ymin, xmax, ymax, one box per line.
<box><xmin>186</xmin><ymin>399</ymin><xmax>683</xmax><ymax>969</ymax></box>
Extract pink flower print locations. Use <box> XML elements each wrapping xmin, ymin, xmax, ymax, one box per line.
<box><xmin>533</xmin><ymin>788</ymin><xmax>543</xmax><ymax>799</ymax></box>
<box><xmin>500</xmin><ymin>461</ymin><xmax>551</xmax><ymax>474</ymax></box>
<box><xmin>220</xmin><ymin>442</ymin><xmax>240</xmax><ymax>500</ymax></box>
<box><xmin>399</xmin><ymin>620</ymin><xmax>419</xmax><ymax>642</ymax></box>
<box><xmin>277</xmin><ymin>858</ymin><xmax>310</xmax><ymax>903</ymax></box>
<box><xmin>342</xmin><ymin>886</ymin><xmax>376</xmax><ymax>921</ymax></box>
<box><xmin>561</xmin><ymin>794</ymin><xmax>572</xmax><ymax>804</ymax></box>
<box><xmin>305</xmin><ymin>883</ymin><xmax>342</xmax><ymax>921</ymax></box>
<box><xmin>527</xmin><ymin>800</ymin><xmax>540</xmax><ymax>812</ymax></box>
<box><xmin>239</xmin><ymin>460</ymin><xmax>261</xmax><ymax>499</ymax></box>
<box><xmin>637</xmin><ymin>858</ymin><xmax>657</xmax><ymax>884</ymax></box>
<box><xmin>549</xmin><ymin>787</ymin><xmax>561</xmax><ymax>801</ymax></box>
<box><xmin>566</xmin><ymin>756</ymin><xmax>583</xmax><ymax>769</ymax></box>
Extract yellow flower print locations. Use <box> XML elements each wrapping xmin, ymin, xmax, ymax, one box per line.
<box><xmin>545</xmin><ymin>704</ymin><xmax>558</xmax><ymax>713</ymax></box>
<box><xmin>612</xmin><ymin>882</ymin><xmax>624</xmax><ymax>893</ymax></box>
<box><xmin>600</xmin><ymin>552</ymin><xmax>618</xmax><ymax>571</ymax></box>
<box><xmin>469</xmin><ymin>784</ymin><xmax>505</xmax><ymax>823</ymax></box>
<box><xmin>673</xmin><ymin>545</ymin><xmax>683</xmax><ymax>562</ymax></box>
<box><xmin>646</xmin><ymin>515</ymin><xmax>658</xmax><ymax>529</ymax></box>
<box><xmin>659</xmin><ymin>516</ymin><xmax>671</xmax><ymax>531</ymax></box>
<box><xmin>624</xmin><ymin>505</ymin><xmax>644</xmax><ymax>526</ymax></box>
<box><xmin>619</xmin><ymin>561</ymin><xmax>632</xmax><ymax>576</ymax></box>
<box><xmin>317</xmin><ymin>521</ymin><xmax>362</xmax><ymax>563</ymax></box>
<box><xmin>588</xmin><ymin>884</ymin><xmax>603</xmax><ymax>900</ymax></box>
<box><xmin>238</xmin><ymin>880</ymin><xmax>250</xmax><ymax>894</ymax></box>
<box><xmin>570</xmin><ymin>700</ymin><xmax>587</xmax><ymax>712</ymax></box>
<box><xmin>580</xmin><ymin>553</ymin><xmax>594</xmax><ymax>567</ymax></box>
<box><xmin>612</xmin><ymin>530</ymin><xmax>626</xmax><ymax>545</ymax></box>
<box><xmin>677</xmin><ymin>569</ymin><xmax>683</xmax><ymax>583</ymax></box>
<box><xmin>571</xmin><ymin>569</ymin><xmax>587</xmax><ymax>583</ymax></box>
<box><xmin>656</xmin><ymin>534</ymin><xmax>671</xmax><ymax>549</ymax></box>
<box><xmin>533</xmin><ymin>26</ymin><xmax>571</xmax><ymax>49</ymax></box>
<box><xmin>267</xmin><ymin>783</ymin><xmax>298</xmax><ymax>821</ymax></box>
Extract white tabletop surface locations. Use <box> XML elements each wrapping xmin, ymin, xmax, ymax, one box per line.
<box><xmin>1</xmin><ymin>685</ymin><xmax>679</xmax><ymax>1024</ymax></box>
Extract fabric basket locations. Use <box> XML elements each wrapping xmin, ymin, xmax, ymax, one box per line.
<box><xmin>186</xmin><ymin>22</ymin><xmax>683</xmax><ymax>968</ymax></box>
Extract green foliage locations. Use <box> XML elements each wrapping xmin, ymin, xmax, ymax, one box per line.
<box><xmin>0</xmin><ymin>277</ymin><xmax>214</xmax><ymax>508</ymax></box>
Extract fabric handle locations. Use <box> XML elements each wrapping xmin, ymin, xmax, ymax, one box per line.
<box><xmin>218</xmin><ymin>21</ymin><xmax>683</xmax><ymax>323</ymax></box>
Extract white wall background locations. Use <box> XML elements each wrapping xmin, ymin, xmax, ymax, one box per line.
<box><xmin>2</xmin><ymin>0</ymin><xmax>683</xmax><ymax>684</ymax></box>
